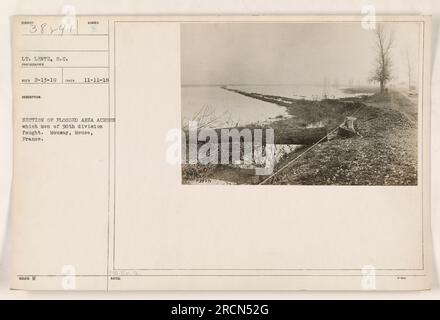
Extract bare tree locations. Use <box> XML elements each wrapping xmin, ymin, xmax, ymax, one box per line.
<box><xmin>370</xmin><ymin>24</ymin><xmax>394</xmax><ymax>93</ymax></box>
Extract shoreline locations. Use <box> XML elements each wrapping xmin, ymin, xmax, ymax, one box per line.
<box><xmin>182</xmin><ymin>88</ymin><xmax>418</xmax><ymax>185</ymax></box>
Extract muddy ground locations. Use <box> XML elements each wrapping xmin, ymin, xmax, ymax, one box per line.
<box><xmin>182</xmin><ymin>89</ymin><xmax>418</xmax><ymax>185</ymax></box>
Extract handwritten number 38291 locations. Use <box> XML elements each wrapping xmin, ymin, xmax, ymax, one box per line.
<box><xmin>29</xmin><ymin>23</ymin><xmax>74</xmax><ymax>36</ymax></box>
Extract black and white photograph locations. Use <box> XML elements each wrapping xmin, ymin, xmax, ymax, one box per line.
<box><xmin>1</xmin><ymin>9</ymin><xmax>435</xmax><ymax>296</ymax></box>
<box><xmin>181</xmin><ymin>22</ymin><xmax>420</xmax><ymax>185</ymax></box>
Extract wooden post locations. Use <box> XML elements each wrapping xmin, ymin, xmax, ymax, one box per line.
<box><xmin>338</xmin><ymin>116</ymin><xmax>358</xmax><ymax>137</ymax></box>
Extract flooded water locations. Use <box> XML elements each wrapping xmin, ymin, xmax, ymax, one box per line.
<box><xmin>181</xmin><ymin>84</ymin><xmax>369</xmax><ymax>184</ymax></box>
<box><xmin>181</xmin><ymin>86</ymin><xmax>289</xmax><ymax>128</ymax></box>
<box><xmin>182</xmin><ymin>85</ymin><xmax>370</xmax><ymax>128</ymax></box>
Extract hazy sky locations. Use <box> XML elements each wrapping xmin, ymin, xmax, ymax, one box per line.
<box><xmin>181</xmin><ymin>22</ymin><xmax>420</xmax><ymax>86</ymax></box>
